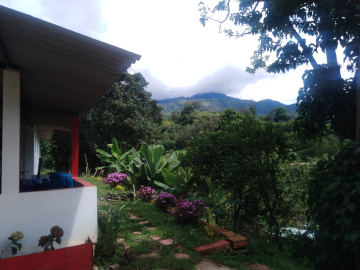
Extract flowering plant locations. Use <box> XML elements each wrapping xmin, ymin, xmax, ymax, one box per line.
<box><xmin>38</xmin><ymin>226</ymin><xmax>64</xmax><ymax>251</ymax></box>
<box><xmin>154</xmin><ymin>192</ymin><xmax>177</xmax><ymax>212</ymax></box>
<box><xmin>115</xmin><ymin>185</ymin><xmax>125</xmax><ymax>192</ymax></box>
<box><xmin>167</xmin><ymin>198</ymin><xmax>206</xmax><ymax>224</ymax></box>
<box><xmin>0</xmin><ymin>231</ymin><xmax>24</xmax><ymax>258</ymax></box>
<box><xmin>102</xmin><ymin>172</ymin><xmax>127</xmax><ymax>190</ymax></box>
<box><xmin>137</xmin><ymin>185</ymin><xmax>155</xmax><ymax>202</ymax></box>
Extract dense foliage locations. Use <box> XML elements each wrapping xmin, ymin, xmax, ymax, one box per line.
<box><xmin>154</xmin><ymin>192</ymin><xmax>177</xmax><ymax>212</ymax></box>
<box><xmin>305</xmin><ymin>141</ymin><xmax>360</xmax><ymax>268</ymax></box>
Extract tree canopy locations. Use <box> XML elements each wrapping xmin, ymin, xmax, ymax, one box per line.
<box><xmin>81</xmin><ymin>72</ymin><xmax>162</xmax><ymax>155</ymax></box>
<box><xmin>199</xmin><ymin>0</ymin><xmax>360</xmax><ymax>142</ymax></box>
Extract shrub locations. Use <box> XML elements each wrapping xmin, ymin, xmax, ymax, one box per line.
<box><xmin>154</xmin><ymin>192</ymin><xmax>177</xmax><ymax>212</ymax></box>
<box><xmin>137</xmin><ymin>185</ymin><xmax>155</xmax><ymax>202</ymax></box>
<box><xmin>102</xmin><ymin>172</ymin><xmax>127</xmax><ymax>189</ymax></box>
<box><xmin>115</xmin><ymin>185</ymin><xmax>125</xmax><ymax>192</ymax></box>
<box><xmin>168</xmin><ymin>197</ymin><xmax>206</xmax><ymax>224</ymax></box>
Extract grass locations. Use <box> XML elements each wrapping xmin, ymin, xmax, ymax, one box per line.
<box><xmin>81</xmin><ymin>176</ymin><xmax>315</xmax><ymax>270</ymax></box>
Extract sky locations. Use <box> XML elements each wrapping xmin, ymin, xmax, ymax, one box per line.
<box><xmin>0</xmin><ymin>0</ymin><xmax>352</xmax><ymax>104</ymax></box>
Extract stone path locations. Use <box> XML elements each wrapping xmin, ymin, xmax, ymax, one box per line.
<box><xmin>195</xmin><ymin>258</ymin><xmax>237</xmax><ymax>270</ymax></box>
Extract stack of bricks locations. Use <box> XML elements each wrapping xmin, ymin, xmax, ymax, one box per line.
<box><xmin>194</xmin><ymin>224</ymin><xmax>248</xmax><ymax>255</ymax></box>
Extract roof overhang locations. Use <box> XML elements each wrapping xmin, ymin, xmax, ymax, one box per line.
<box><xmin>0</xmin><ymin>5</ymin><xmax>141</xmax><ymax>141</ymax></box>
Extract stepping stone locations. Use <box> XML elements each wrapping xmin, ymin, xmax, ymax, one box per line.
<box><xmin>138</xmin><ymin>252</ymin><xmax>162</xmax><ymax>259</ymax></box>
<box><xmin>138</xmin><ymin>221</ymin><xmax>149</xmax><ymax>225</ymax></box>
<box><xmin>147</xmin><ymin>227</ymin><xmax>156</xmax><ymax>231</ymax></box>
<box><xmin>158</xmin><ymin>239</ymin><xmax>173</xmax><ymax>245</ymax></box>
<box><xmin>175</xmin><ymin>253</ymin><xmax>190</xmax><ymax>259</ymax></box>
<box><xmin>195</xmin><ymin>258</ymin><xmax>237</xmax><ymax>270</ymax></box>
<box><xmin>116</xmin><ymin>238</ymin><xmax>125</xmax><ymax>245</ymax></box>
<box><xmin>129</xmin><ymin>216</ymin><xmax>138</xmax><ymax>219</ymax></box>
<box><xmin>133</xmin><ymin>232</ymin><xmax>142</xmax><ymax>235</ymax></box>
<box><xmin>249</xmin><ymin>264</ymin><xmax>271</xmax><ymax>270</ymax></box>
<box><xmin>150</xmin><ymin>235</ymin><xmax>161</xmax><ymax>241</ymax></box>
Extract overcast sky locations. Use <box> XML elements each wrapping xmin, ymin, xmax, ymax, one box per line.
<box><xmin>0</xmin><ymin>0</ymin><xmax>352</xmax><ymax>104</ymax></box>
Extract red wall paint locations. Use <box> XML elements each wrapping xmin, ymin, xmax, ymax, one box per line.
<box><xmin>0</xmin><ymin>243</ymin><xmax>93</xmax><ymax>270</ymax></box>
<box><xmin>71</xmin><ymin>117</ymin><xmax>79</xmax><ymax>177</ymax></box>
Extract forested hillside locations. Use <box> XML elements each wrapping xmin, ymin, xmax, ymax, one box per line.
<box><xmin>158</xmin><ymin>92</ymin><xmax>297</xmax><ymax>116</ymax></box>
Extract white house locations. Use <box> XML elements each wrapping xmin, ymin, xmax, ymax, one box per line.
<box><xmin>0</xmin><ymin>5</ymin><xmax>140</xmax><ymax>258</ymax></box>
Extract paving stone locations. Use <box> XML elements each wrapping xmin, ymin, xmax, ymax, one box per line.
<box><xmin>210</xmin><ymin>240</ymin><xmax>231</xmax><ymax>252</ymax></box>
<box><xmin>116</xmin><ymin>238</ymin><xmax>125</xmax><ymax>245</ymax></box>
<box><xmin>93</xmin><ymin>267</ymin><xmax>99</xmax><ymax>270</ymax></box>
<box><xmin>129</xmin><ymin>216</ymin><xmax>138</xmax><ymax>219</ymax></box>
<box><xmin>124</xmin><ymin>244</ymin><xmax>131</xmax><ymax>250</ymax></box>
<box><xmin>227</xmin><ymin>235</ymin><xmax>248</xmax><ymax>248</ymax></box>
<box><xmin>175</xmin><ymin>253</ymin><xmax>190</xmax><ymax>259</ymax></box>
<box><xmin>133</xmin><ymin>232</ymin><xmax>142</xmax><ymax>235</ymax></box>
<box><xmin>138</xmin><ymin>252</ymin><xmax>162</xmax><ymax>259</ymax></box>
<box><xmin>147</xmin><ymin>227</ymin><xmax>156</xmax><ymax>231</ymax></box>
<box><xmin>108</xmin><ymin>263</ymin><xmax>120</xmax><ymax>270</ymax></box>
<box><xmin>138</xmin><ymin>220</ymin><xmax>149</xmax><ymax>225</ymax></box>
<box><xmin>220</xmin><ymin>231</ymin><xmax>238</xmax><ymax>238</ymax></box>
<box><xmin>249</xmin><ymin>264</ymin><xmax>271</xmax><ymax>270</ymax></box>
<box><xmin>195</xmin><ymin>258</ymin><xmax>238</xmax><ymax>270</ymax></box>
<box><xmin>194</xmin><ymin>245</ymin><xmax>213</xmax><ymax>255</ymax></box>
<box><xmin>158</xmin><ymin>238</ymin><xmax>173</xmax><ymax>245</ymax></box>
<box><xmin>150</xmin><ymin>235</ymin><xmax>161</xmax><ymax>241</ymax></box>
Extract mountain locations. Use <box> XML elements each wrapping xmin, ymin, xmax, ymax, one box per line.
<box><xmin>157</xmin><ymin>92</ymin><xmax>297</xmax><ymax>116</ymax></box>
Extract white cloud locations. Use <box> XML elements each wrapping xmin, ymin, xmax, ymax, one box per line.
<box><xmin>0</xmin><ymin>0</ymin><xmax>353</xmax><ymax>105</ymax></box>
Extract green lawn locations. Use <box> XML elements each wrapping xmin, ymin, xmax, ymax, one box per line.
<box><xmin>82</xmin><ymin>176</ymin><xmax>315</xmax><ymax>270</ymax></box>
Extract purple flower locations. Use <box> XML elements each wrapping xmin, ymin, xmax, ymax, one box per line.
<box><xmin>137</xmin><ymin>185</ymin><xmax>156</xmax><ymax>202</ymax></box>
<box><xmin>154</xmin><ymin>192</ymin><xmax>177</xmax><ymax>212</ymax></box>
<box><xmin>102</xmin><ymin>172</ymin><xmax>127</xmax><ymax>189</ymax></box>
<box><xmin>167</xmin><ymin>199</ymin><xmax>206</xmax><ymax>224</ymax></box>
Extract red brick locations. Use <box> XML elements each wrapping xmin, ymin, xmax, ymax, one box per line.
<box><xmin>210</xmin><ymin>240</ymin><xmax>231</xmax><ymax>252</ymax></box>
<box><xmin>217</xmin><ymin>228</ymin><xmax>229</xmax><ymax>233</ymax></box>
<box><xmin>194</xmin><ymin>245</ymin><xmax>214</xmax><ymax>255</ymax></box>
<box><xmin>197</xmin><ymin>220</ymin><xmax>207</xmax><ymax>224</ymax></box>
<box><xmin>220</xmin><ymin>231</ymin><xmax>238</xmax><ymax>238</ymax></box>
<box><xmin>227</xmin><ymin>235</ymin><xmax>248</xmax><ymax>248</ymax></box>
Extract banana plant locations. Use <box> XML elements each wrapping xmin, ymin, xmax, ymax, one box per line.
<box><xmin>136</xmin><ymin>144</ymin><xmax>180</xmax><ymax>186</ymax></box>
<box><xmin>96</xmin><ymin>139</ymin><xmax>180</xmax><ymax>189</ymax></box>
<box><xmin>154</xmin><ymin>168</ymin><xmax>193</xmax><ymax>197</ymax></box>
<box><xmin>96</xmin><ymin>138</ymin><xmax>142</xmax><ymax>195</ymax></box>
<box><xmin>185</xmin><ymin>179</ymin><xmax>243</xmax><ymax>224</ymax></box>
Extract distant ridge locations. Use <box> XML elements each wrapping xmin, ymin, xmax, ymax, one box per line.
<box><xmin>157</xmin><ymin>92</ymin><xmax>297</xmax><ymax>116</ymax></box>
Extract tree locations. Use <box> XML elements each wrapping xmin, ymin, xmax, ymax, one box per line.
<box><xmin>183</xmin><ymin>112</ymin><xmax>295</xmax><ymax>250</ymax></box>
<box><xmin>80</xmin><ymin>72</ymin><xmax>162</xmax><ymax>164</ymax></box>
<box><xmin>274</xmin><ymin>107</ymin><xmax>291</xmax><ymax>122</ymax></box>
<box><xmin>198</xmin><ymin>0</ymin><xmax>360</xmax><ymax>142</ymax></box>
<box><xmin>171</xmin><ymin>101</ymin><xmax>201</xmax><ymax>126</ymax></box>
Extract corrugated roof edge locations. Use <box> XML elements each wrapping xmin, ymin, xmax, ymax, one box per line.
<box><xmin>0</xmin><ymin>5</ymin><xmax>142</xmax><ymax>62</ymax></box>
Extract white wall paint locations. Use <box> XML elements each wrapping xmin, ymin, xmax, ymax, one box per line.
<box><xmin>0</xmin><ymin>186</ymin><xmax>98</xmax><ymax>258</ymax></box>
<box><xmin>2</xmin><ymin>69</ymin><xmax>20</xmax><ymax>194</ymax></box>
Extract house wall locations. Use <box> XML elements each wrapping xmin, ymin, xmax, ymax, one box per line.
<box><xmin>0</xmin><ymin>185</ymin><xmax>98</xmax><ymax>258</ymax></box>
<box><xmin>1</xmin><ymin>69</ymin><xmax>97</xmax><ymax>258</ymax></box>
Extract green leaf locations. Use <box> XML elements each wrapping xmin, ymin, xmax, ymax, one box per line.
<box><xmin>111</xmin><ymin>138</ymin><xmax>121</xmax><ymax>158</ymax></box>
<box><xmin>10</xmin><ymin>247</ymin><xmax>17</xmax><ymax>256</ymax></box>
<box><xmin>15</xmin><ymin>243</ymin><xmax>22</xmax><ymax>251</ymax></box>
<box><xmin>162</xmin><ymin>169</ymin><xmax>181</xmax><ymax>191</ymax></box>
<box><xmin>350</xmin><ymin>233</ymin><xmax>359</xmax><ymax>243</ymax></box>
<box><xmin>154</xmin><ymin>180</ymin><xmax>171</xmax><ymax>191</ymax></box>
<box><xmin>346</xmin><ymin>203</ymin><xmax>356</xmax><ymax>213</ymax></box>
<box><xmin>96</xmin><ymin>149</ymin><xmax>112</xmax><ymax>158</ymax></box>
<box><xmin>223</xmin><ymin>199</ymin><xmax>245</xmax><ymax>206</ymax></box>
<box><xmin>55</xmin><ymin>238</ymin><xmax>62</xmax><ymax>245</ymax></box>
